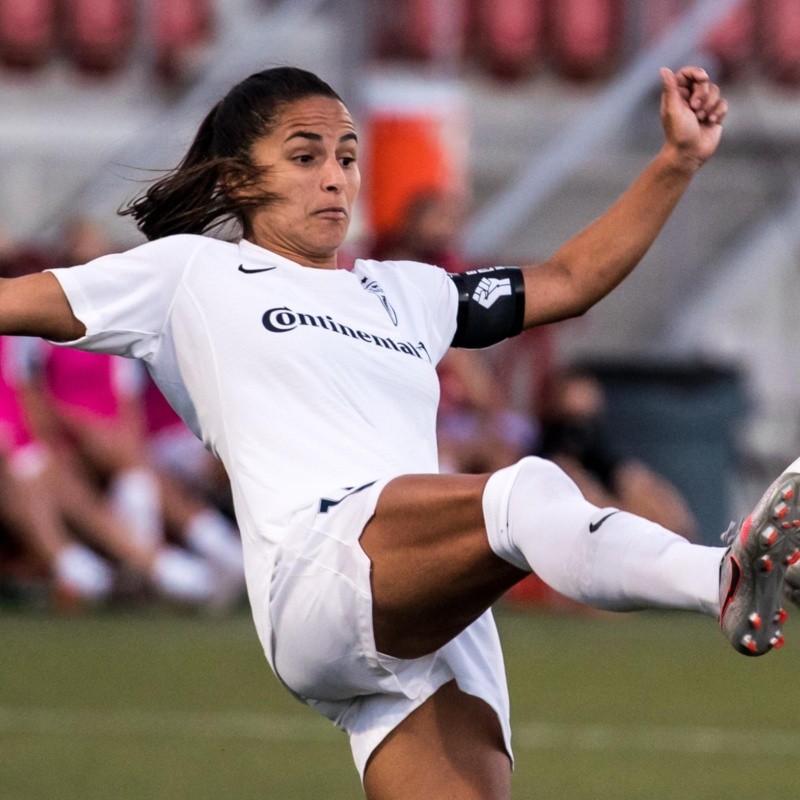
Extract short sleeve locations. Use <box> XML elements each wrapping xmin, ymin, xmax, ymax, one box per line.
<box><xmin>429</xmin><ymin>266</ymin><xmax>459</xmax><ymax>357</ymax></box>
<box><xmin>379</xmin><ymin>260</ymin><xmax>459</xmax><ymax>364</ymax></box>
<box><xmin>47</xmin><ymin>234</ymin><xmax>205</xmax><ymax>360</ymax></box>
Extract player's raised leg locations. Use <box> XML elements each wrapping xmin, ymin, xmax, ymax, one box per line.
<box><xmin>361</xmin><ymin>457</ymin><xmax>722</xmax><ymax>660</ymax></box>
<box><xmin>363</xmin><ymin>455</ymin><xmax>800</xmax><ymax>661</ymax></box>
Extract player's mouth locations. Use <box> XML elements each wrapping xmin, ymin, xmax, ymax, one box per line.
<box><xmin>313</xmin><ymin>207</ymin><xmax>347</xmax><ymax>220</ymax></box>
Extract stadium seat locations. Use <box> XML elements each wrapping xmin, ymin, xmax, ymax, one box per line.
<box><xmin>548</xmin><ymin>0</ymin><xmax>625</xmax><ymax>82</ymax></box>
<box><xmin>151</xmin><ymin>0</ymin><xmax>214</xmax><ymax>84</ymax></box>
<box><xmin>0</xmin><ymin>0</ymin><xmax>55</xmax><ymax>71</ymax></box>
<box><xmin>373</xmin><ymin>0</ymin><xmax>468</xmax><ymax>66</ymax></box>
<box><xmin>760</xmin><ymin>0</ymin><xmax>800</xmax><ymax>88</ymax></box>
<box><xmin>472</xmin><ymin>0</ymin><xmax>544</xmax><ymax>81</ymax></box>
<box><xmin>702</xmin><ymin>1</ymin><xmax>755</xmax><ymax>83</ymax></box>
<box><xmin>62</xmin><ymin>0</ymin><xmax>135</xmax><ymax>76</ymax></box>
<box><xmin>402</xmin><ymin>0</ymin><xmax>468</xmax><ymax>64</ymax></box>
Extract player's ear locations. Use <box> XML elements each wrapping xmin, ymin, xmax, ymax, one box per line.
<box><xmin>219</xmin><ymin>164</ymin><xmax>250</xmax><ymax>200</ymax></box>
<box><xmin>222</xmin><ymin>164</ymin><xmax>278</xmax><ymax>217</ymax></box>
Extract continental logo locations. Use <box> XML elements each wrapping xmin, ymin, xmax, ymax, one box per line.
<box><xmin>262</xmin><ymin>307</ymin><xmax>431</xmax><ymax>362</ymax></box>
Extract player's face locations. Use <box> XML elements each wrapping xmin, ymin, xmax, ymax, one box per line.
<box><xmin>245</xmin><ymin>96</ymin><xmax>360</xmax><ymax>269</ymax></box>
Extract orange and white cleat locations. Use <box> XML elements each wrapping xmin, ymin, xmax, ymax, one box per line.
<box><xmin>719</xmin><ymin>460</ymin><xmax>800</xmax><ymax>656</ymax></box>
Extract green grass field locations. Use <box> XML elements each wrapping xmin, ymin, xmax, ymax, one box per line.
<box><xmin>2</xmin><ymin>605</ymin><xmax>800</xmax><ymax>799</ymax></box>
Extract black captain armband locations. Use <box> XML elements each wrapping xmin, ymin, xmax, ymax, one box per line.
<box><xmin>449</xmin><ymin>267</ymin><xmax>526</xmax><ymax>349</ymax></box>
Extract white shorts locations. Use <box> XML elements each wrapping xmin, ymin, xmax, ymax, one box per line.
<box><xmin>267</xmin><ymin>478</ymin><xmax>513</xmax><ymax>779</ymax></box>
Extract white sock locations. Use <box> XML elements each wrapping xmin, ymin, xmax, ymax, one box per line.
<box><xmin>109</xmin><ymin>467</ymin><xmax>163</xmax><ymax>549</ymax></box>
<box><xmin>185</xmin><ymin>510</ymin><xmax>244</xmax><ymax>574</ymax></box>
<box><xmin>483</xmin><ymin>457</ymin><xmax>723</xmax><ymax>616</ymax></box>
<box><xmin>54</xmin><ymin>544</ymin><xmax>114</xmax><ymax>600</ymax></box>
<box><xmin>151</xmin><ymin>547</ymin><xmax>214</xmax><ymax>603</ymax></box>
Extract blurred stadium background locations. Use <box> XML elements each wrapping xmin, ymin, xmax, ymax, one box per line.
<box><xmin>3</xmin><ymin>0</ymin><xmax>800</xmax><ymax>797</ymax></box>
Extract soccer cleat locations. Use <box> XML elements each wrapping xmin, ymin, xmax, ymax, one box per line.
<box><xmin>719</xmin><ymin>465</ymin><xmax>800</xmax><ymax>656</ymax></box>
<box><xmin>784</xmin><ymin>560</ymin><xmax>800</xmax><ymax>607</ymax></box>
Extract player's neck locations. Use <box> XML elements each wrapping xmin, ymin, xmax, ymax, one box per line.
<box><xmin>243</xmin><ymin>235</ymin><xmax>338</xmax><ymax>271</ymax></box>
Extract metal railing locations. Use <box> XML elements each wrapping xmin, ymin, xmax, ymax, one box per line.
<box><xmin>463</xmin><ymin>0</ymin><xmax>746</xmax><ymax>260</ymax></box>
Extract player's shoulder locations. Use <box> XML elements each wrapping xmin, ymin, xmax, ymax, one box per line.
<box><xmin>131</xmin><ymin>233</ymin><xmax>233</xmax><ymax>258</ymax></box>
<box><xmin>354</xmin><ymin>258</ymin><xmax>449</xmax><ymax>287</ymax></box>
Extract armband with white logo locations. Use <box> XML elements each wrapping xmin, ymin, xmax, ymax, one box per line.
<box><xmin>449</xmin><ymin>267</ymin><xmax>525</xmax><ymax>348</ymax></box>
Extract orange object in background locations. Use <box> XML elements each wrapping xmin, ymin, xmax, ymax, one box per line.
<box><xmin>364</xmin><ymin>78</ymin><xmax>468</xmax><ymax>240</ymax></box>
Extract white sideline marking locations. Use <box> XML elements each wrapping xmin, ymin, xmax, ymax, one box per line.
<box><xmin>0</xmin><ymin>708</ymin><xmax>340</xmax><ymax>743</ymax></box>
<box><xmin>2</xmin><ymin>708</ymin><xmax>800</xmax><ymax>756</ymax></box>
<box><xmin>514</xmin><ymin>722</ymin><xmax>800</xmax><ymax>756</ymax></box>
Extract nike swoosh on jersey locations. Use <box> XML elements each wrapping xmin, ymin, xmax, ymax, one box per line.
<box><xmin>238</xmin><ymin>264</ymin><xmax>277</xmax><ymax>274</ymax></box>
<box><xmin>588</xmin><ymin>510</ymin><xmax>619</xmax><ymax>533</ymax></box>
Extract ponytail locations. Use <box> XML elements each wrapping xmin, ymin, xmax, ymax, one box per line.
<box><xmin>121</xmin><ymin>104</ymin><xmax>246</xmax><ymax>240</ymax></box>
<box><xmin>119</xmin><ymin>66</ymin><xmax>343</xmax><ymax>242</ymax></box>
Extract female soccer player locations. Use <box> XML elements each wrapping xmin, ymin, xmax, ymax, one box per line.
<box><xmin>0</xmin><ymin>66</ymin><xmax>796</xmax><ymax>799</ymax></box>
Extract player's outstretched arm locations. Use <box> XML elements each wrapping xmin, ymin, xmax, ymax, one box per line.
<box><xmin>520</xmin><ymin>66</ymin><xmax>728</xmax><ymax>329</ymax></box>
<box><xmin>0</xmin><ymin>272</ymin><xmax>85</xmax><ymax>341</ymax></box>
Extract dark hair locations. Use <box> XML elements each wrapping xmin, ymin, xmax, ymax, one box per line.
<box><xmin>120</xmin><ymin>67</ymin><xmax>343</xmax><ymax>241</ymax></box>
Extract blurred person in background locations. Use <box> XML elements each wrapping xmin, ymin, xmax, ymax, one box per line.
<box><xmin>0</xmin><ymin>334</ymin><xmax>216</xmax><ymax>608</ymax></box>
<box><xmin>18</xmin><ymin>339</ymin><xmax>244</xmax><ymax>602</ymax></box>
<box><xmin>537</xmin><ymin>367</ymin><xmax>698</xmax><ymax>540</ymax></box>
<box><xmin>436</xmin><ymin>348</ymin><xmax>537</xmax><ymax>473</ymax></box>
<box><xmin>33</xmin><ymin>218</ymin><xmax>166</xmax><ymax>550</ymax></box>
<box><xmin>370</xmin><ymin>189</ymin><xmax>470</xmax><ymax>273</ymax></box>
<box><xmin>0</xmin><ymin>333</ymin><xmax>113</xmax><ymax>605</ymax></box>
<box><xmin>1</xmin><ymin>220</ymin><xmax>234</xmax><ymax>608</ymax></box>
<box><xmin>141</xmin><ymin>366</ymin><xmax>236</xmax><ymax>516</ymax></box>
<box><xmin>23</xmin><ymin>219</ymin><xmax>243</xmax><ymax>597</ymax></box>
<box><xmin>0</xmin><ymin>65</ymin><xmax>794</xmax><ymax>800</ymax></box>
<box><xmin>138</xmin><ymin>365</ymin><xmax>244</xmax><ymax>592</ymax></box>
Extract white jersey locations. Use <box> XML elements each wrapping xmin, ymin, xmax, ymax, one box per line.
<box><xmin>49</xmin><ymin>233</ymin><xmax>459</xmax><ymax>589</ymax></box>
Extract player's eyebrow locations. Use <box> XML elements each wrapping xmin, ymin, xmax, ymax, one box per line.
<box><xmin>284</xmin><ymin>131</ymin><xmax>358</xmax><ymax>143</ymax></box>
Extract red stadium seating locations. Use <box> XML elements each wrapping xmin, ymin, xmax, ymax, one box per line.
<box><xmin>62</xmin><ymin>0</ymin><xmax>135</xmax><ymax>75</ymax></box>
<box><xmin>548</xmin><ymin>0</ymin><xmax>625</xmax><ymax>82</ymax></box>
<box><xmin>472</xmin><ymin>0</ymin><xmax>545</xmax><ymax>81</ymax></box>
<box><xmin>373</xmin><ymin>0</ymin><xmax>467</xmax><ymax>64</ymax></box>
<box><xmin>0</xmin><ymin>0</ymin><xmax>55</xmax><ymax>70</ymax></box>
<box><xmin>403</xmin><ymin>0</ymin><xmax>468</xmax><ymax>63</ymax></box>
<box><xmin>151</xmin><ymin>0</ymin><xmax>214</xmax><ymax>83</ymax></box>
<box><xmin>759</xmin><ymin>0</ymin><xmax>800</xmax><ymax>88</ymax></box>
<box><xmin>703</xmin><ymin>1</ymin><xmax>756</xmax><ymax>83</ymax></box>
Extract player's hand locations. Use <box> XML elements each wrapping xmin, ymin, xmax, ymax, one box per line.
<box><xmin>659</xmin><ymin>66</ymin><xmax>727</xmax><ymax>170</ymax></box>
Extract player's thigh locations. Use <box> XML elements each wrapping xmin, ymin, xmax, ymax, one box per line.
<box><xmin>363</xmin><ymin>679</ymin><xmax>511</xmax><ymax>800</ymax></box>
<box><xmin>359</xmin><ymin>472</ymin><xmax>526</xmax><ymax>658</ymax></box>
